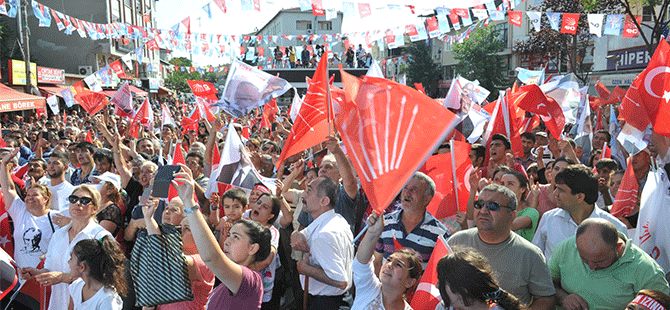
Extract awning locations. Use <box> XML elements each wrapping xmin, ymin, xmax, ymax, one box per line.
<box><xmin>0</xmin><ymin>84</ymin><xmax>45</xmax><ymax>112</ymax></box>
<box><xmin>128</xmin><ymin>85</ymin><xmax>147</xmax><ymax>97</ymax></box>
<box><xmin>38</xmin><ymin>85</ymin><xmax>67</xmax><ymax>98</ymax></box>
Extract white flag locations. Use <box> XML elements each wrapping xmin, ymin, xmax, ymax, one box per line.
<box><xmin>161</xmin><ymin>104</ymin><xmax>176</xmax><ymax>128</ymax></box>
<box><xmin>526</xmin><ymin>11</ymin><xmax>542</xmax><ymax>32</ymax></box>
<box><xmin>84</xmin><ymin>74</ymin><xmax>102</xmax><ymax>92</ymax></box>
<box><xmin>289</xmin><ymin>88</ymin><xmax>302</xmax><ymax>123</ymax></box>
<box><xmin>121</xmin><ymin>53</ymin><xmax>133</xmax><ymax>69</ymax></box>
<box><xmin>46</xmin><ymin>95</ymin><xmax>59</xmax><ymax>114</ymax></box>
<box><xmin>588</xmin><ymin>14</ymin><xmax>604</xmax><ymax>37</ymax></box>
<box><xmin>472</xmin><ymin>9</ymin><xmax>489</xmax><ymax>20</ymax></box>
<box><xmin>634</xmin><ymin>167</ymin><xmax>670</xmax><ymax>273</ymax></box>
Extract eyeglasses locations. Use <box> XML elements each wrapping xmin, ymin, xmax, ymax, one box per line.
<box><xmin>68</xmin><ymin>195</ymin><xmax>93</xmax><ymax>205</ymax></box>
<box><xmin>473</xmin><ymin>200</ymin><xmax>513</xmax><ymax>212</ymax></box>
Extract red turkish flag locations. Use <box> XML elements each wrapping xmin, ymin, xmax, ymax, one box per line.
<box><xmin>0</xmin><ymin>193</ymin><xmax>14</xmax><ymax>259</ymax></box>
<box><xmin>611</xmin><ymin>156</ymin><xmax>639</xmax><ymax>217</ymax></box>
<box><xmin>181</xmin><ymin>114</ymin><xmax>198</xmax><ymax>133</ymax></box>
<box><xmin>276</xmin><ymin>52</ymin><xmax>332</xmax><ymax>168</ymax></box>
<box><xmin>187</xmin><ymin>80</ymin><xmax>218</xmax><ymax>100</ymax></box>
<box><xmin>509</xmin><ymin>11</ymin><xmax>523</xmax><ymax>27</ymax></box>
<box><xmin>619</xmin><ymin>39</ymin><xmax>670</xmax><ymax>134</ymax></box>
<box><xmin>600</xmin><ymin>142</ymin><xmax>612</xmax><ymax>159</ymax></box>
<box><xmin>511</xmin><ymin>84</ymin><xmax>565</xmax><ymax>140</ymax></box>
<box><xmin>519</xmin><ymin>114</ymin><xmax>540</xmax><ymax>134</ymax></box>
<box><xmin>561</xmin><ymin>13</ymin><xmax>579</xmax><ymax>34</ymax></box>
<box><xmin>595</xmin><ymin>80</ymin><xmax>611</xmax><ymax>100</ymax></box>
<box><xmin>261</xmin><ymin>98</ymin><xmax>279</xmax><ymax>130</ymax></box>
<box><xmin>336</xmin><ymin>68</ymin><xmax>459</xmax><ymax>214</ymax></box>
<box><xmin>311</xmin><ymin>0</ymin><xmax>325</xmax><ymax>15</ymax></box>
<box><xmin>623</xmin><ymin>15</ymin><xmax>641</xmax><ymax>38</ymax></box>
<box><xmin>75</xmin><ymin>90</ymin><xmax>109</xmax><ymax>115</ymax></box>
<box><xmin>419</xmin><ymin>141</ymin><xmax>472</xmax><ymax>219</ymax></box>
<box><xmin>482</xmin><ymin>93</ymin><xmax>524</xmax><ymax>158</ymax></box>
<box><xmin>168</xmin><ymin>141</ymin><xmax>185</xmax><ymax>202</ymax></box>
<box><xmin>410</xmin><ymin>236</ymin><xmax>452</xmax><ymax>310</ymax></box>
<box><xmin>85</xmin><ymin>131</ymin><xmax>93</xmax><ymax>143</ymax></box>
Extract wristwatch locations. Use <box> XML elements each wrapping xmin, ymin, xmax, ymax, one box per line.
<box><xmin>184</xmin><ymin>205</ymin><xmax>200</xmax><ymax>214</ymax></box>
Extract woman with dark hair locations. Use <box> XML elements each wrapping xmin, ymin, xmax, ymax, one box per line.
<box><xmin>67</xmin><ymin>236</ymin><xmax>126</xmax><ymax>309</ymax></box>
<box><xmin>21</xmin><ymin>184</ymin><xmax>113</xmax><ymax>310</ymax></box>
<box><xmin>172</xmin><ymin>163</ymin><xmax>271</xmax><ymax>309</ymax></box>
<box><xmin>627</xmin><ymin>289</ymin><xmax>670</xmax><ymax>310</ymax></box>
<box><xmin>352</xmin><ymin>212</ymin><xmax>423</xmax><ymax>310</ymax></box>
<box><xmin>501</xmin><ymin>171</ymin><xmax>539</xmax><ymax>242</ymax></box>
<box><xmin>437</xmin><ymin>247</ymin><xmax>525</xmax><ymax>310</ymax></box>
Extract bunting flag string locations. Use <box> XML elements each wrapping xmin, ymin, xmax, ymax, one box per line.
<box><xmin>4</xmin><ymin>0</ymin><xmax>650</xmax><ymax>64</ymax></box>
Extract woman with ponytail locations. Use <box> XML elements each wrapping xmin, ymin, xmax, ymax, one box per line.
<box><xmin>67</xmin><ymin>236</ymin><xmax>126</xmax><ymax>309</ymax></box>
<box><xmin>437</xmin><ymin>247</ymin><xmax>526</xmax><ymax>310</ymax></box>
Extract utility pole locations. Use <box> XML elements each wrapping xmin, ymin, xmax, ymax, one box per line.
<box><xmin>17</xmin><ymin>0</ymin><xmax>32</xmax><ymax>93</ymax></box>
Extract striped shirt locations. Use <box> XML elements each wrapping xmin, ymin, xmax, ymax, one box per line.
<box><xmin>375</xmin><ymin>209</ymin><xmax>450</xmax><ymax>264</ymax></box>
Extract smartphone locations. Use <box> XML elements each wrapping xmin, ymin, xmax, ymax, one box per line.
<box><xmin>42</xmin><ymin>131</ymin><xmax>52</xmax><ymax>142</ymax></box>
<box><xmin>151</xmin><ymin>165</ymin><xmax>182</xmax><ymax>198</ymax></box>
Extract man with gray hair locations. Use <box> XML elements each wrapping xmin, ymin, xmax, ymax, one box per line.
<box><xmin>373</xmin><ymin>171</ymin><xmax>450</xmax><ymax>274</ymax></box>
<box><xmin>448</xmin><ymin>184</ymin><xmax>556</xmax><ymax>310</ymax></box>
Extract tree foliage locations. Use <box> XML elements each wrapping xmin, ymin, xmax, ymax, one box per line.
<box><xmin>402</xmin><ymin>41</ymin><xmax>442</xmax><ymax>97</ymax></box>
<box><xmin>513</xmin><ymin>0</ymin><xmax>622</xmax><ymax>83</ymax></box>
<box><xmin>164</xmin><ymin>57</ymin><xmax>223</xmax><ymax>94</ymax></box>
<box><xmin>452</xmin><ymin>26</ymin><xmax>508</xmax><ymax>99</ymax></box>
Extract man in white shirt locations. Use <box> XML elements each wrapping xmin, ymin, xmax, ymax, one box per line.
<box><xmin>45</xmin><ymin>152</ymin><xmax>75</xmax><ymax>212</ymax></box>
<box><xmin>532</xmin><ymin>165</ymin><xmax>627</xmax><ymax>260</ymax></box>
<box><xmin>291</xmin><ymin>176</ymin><xmax>354</xmax><ymax>310</ymax></box>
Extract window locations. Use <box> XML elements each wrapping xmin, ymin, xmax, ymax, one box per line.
<box><xmin>124</xmin><ymin>0</ymin><xmax>130</xmax><ymax>7</ymax></box>
<box><xmin>296</xmin><ymin>20</ymin><xmax>312</xmax><ymax>30</ymax></box>
<box><xmin>318</xmin><ymin>21</ymin><xmax>332</xmax><ymax>31</ymax></box>
<box><xmin>643</xmin><ymin>6</ymin><xmax>653</xmax><ymax>22</ymax></box>
<box><xmin>491</xmin><ymin>23</ymin><xmax>508</xmax><ymax>46</ymax></box>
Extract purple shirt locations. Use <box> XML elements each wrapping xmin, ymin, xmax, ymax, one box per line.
<box><xmin>207</xmin><ymin>265</ymin><xmax>263</xmax><ymax>310</ymax></box>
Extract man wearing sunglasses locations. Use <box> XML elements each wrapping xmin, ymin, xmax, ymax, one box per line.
<box><xmin>448</xmin><ymin>184</ymin><xmax>556</xmax><ymax>310</ymax></box>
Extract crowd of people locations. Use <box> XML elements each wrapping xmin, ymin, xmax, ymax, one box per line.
<box><xmin>1</xmin><ymin>86</ymin><xmax>669</xmax><ymax>310</ymax></box>
<box><xmin>266</xmin><ymin>44</ymin><xmax>374</xmax><ymax>69</ymax></box>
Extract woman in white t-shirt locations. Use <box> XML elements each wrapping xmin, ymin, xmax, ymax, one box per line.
<box><xmin>0</xmin><ymin>148</ymin><xmax>57</xmax><ymax>270</ymax></box>
<box><xmin>67</xmin><ymin>236</ymin><xmax>125</xmax><ymax>310</ymax></box>
<box><xmin>352</xmin><ymin>213</ymin><xmax>423</xmax><ymax>310</ymax></box>
<box><xmin>21</xmin><ymin>184</ymin><xmax>113</xmax><ymax>310</ymax></box>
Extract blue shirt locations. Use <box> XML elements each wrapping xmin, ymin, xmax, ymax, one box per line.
<box><xmin>375</xmin><ymin>209</ymin><xmax>450</xmax><ymax>264</ymax></box>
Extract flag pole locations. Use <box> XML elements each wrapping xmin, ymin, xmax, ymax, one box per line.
<box><xmin>325</xmin><ymin>48</ymin><xmax>333</xmax><ymax>136</ymax></box>
<box><xmin>450</xmin><ymin>138</ymin><xmax>460</xmax><ymax>212</ymax></box>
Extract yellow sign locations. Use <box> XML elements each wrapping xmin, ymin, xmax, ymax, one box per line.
<box><xmin>8</xmin><ymin>60</ymin><xmax>37</xmax><ymax>85</ymax></box>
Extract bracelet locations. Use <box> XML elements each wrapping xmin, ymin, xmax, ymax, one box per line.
<box><xmin>278</xmin><ymin>195</ymin><xmax>284</xmax><ymax>200</ymax></box>
<box><xmin>210</xmin><ymin>205</ymin><xmax>219</xmax><ymax>211</ymax></box>
<box><xmin>184</xmin><ymin>205</ymin><xmax>200</xmax><ymax>214</ymax></box>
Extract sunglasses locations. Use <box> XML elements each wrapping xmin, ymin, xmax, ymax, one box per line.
<box><xmin>473</xmin><ymin>200</ymin><xmax>513</xmax><ymax>212</ymax></box>
<box><xmin>68</xmin><ymin>195</ymin><xmax>93</xmax><ymax>205</ymax></box>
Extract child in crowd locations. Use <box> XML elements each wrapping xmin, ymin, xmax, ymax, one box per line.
<box><xmin>67</xmin><ymin>236</ymin><xmax>126</xmax><ymax>310</ymax></box>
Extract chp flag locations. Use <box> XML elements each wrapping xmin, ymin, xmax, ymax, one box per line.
<box><xmin>335</xmin><ymin>68</ymin><xmax>459</xmax><ymax>215</ymax></box>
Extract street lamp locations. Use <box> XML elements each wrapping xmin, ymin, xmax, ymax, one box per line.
<box><xmin>606</xmin><ymin>55</ymin><xmax>621</xmax><ymax>71</ymax></box>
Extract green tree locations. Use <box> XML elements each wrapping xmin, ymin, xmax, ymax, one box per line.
<box><xmin>164</xmin><ymin>57</ymin><xmax>203</xmax><ymax>94</ymax></box>
<box><xmin>452</xmin><ymin>26</ymin><xmax>508</xmax><ymax>99</ymax></box>
<box><xmin>402</xmin><ymin>41</ymin><xmax>441</xmax><ymax>97</ymax></box>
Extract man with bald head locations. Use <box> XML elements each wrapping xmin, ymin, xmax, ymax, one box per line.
<box><xmin>549</xmin><ymin>218</ymin><xmax>669</xmax><ymax>310</ymax></box>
